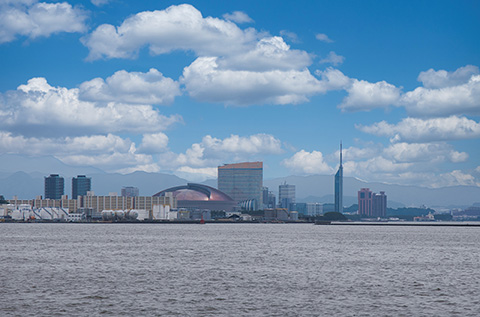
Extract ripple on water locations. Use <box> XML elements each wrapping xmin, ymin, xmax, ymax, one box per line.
<box><xmin>1</xmin><ymin>223</ymin><xmax>480</xmax><ymax>316</ymax></box>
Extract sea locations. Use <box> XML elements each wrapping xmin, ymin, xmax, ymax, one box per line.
<box><xmin>1</xmin><ymin>223</ymin><xmax>479</xmax><ymax>316</ymax></box>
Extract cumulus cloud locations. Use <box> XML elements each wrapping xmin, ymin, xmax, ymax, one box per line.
<box><xmin>315</xmin><ymin>67</ymin><xmax>352</xmax><ymax>90</ymax></box>
<box><xmin>383</xmin><ymin>142</ymin><xmax>468</xmax><ymax>163</ymax></box>
<box><xmin>417</xmin><ymin>65</ymin><xmax>479</xmax><ymax>89</ymax></box>
<box><xmin>79</xmin><ymin>69</ymin><xmax>181</xmax><ymax>105</ymax></box>
<box><xmin>222</xmin><ymin>11</ymin><xmax>253</xmax><ymax>24</ymax></box>
<box><xmin>137</xmin><ymin>132</ymin><xmax>169</xmax><ymax>154</ymax></box>
<box><xmin>0</xmin><ymin>77</ymin><xmax>181</xmax><ymax>137</ymax></box>
<box><xmin>319</xmin><ymin>51</ymin><xmax>345</xmax><ymax>66</ymax></box>
<box><xmin>336</xmin><ymin>65</ymin><xmax>480</xmax><ymax>117</ymax></box>
<box><xmin>282</xmin><ymin>150</ymin><xmax>334</xmax><ymax>175</ymax></box>
<box><xmin>158</xmin><ymin>134</ymin><xmax>283</xmax><ymax>174</ymax></box>
<box><xmin>357</xmin><ymin>116</ymin><xmax>480</xmax><ymax>142</ymax></box>
<box><xmin>401</xmin><ymin>74</ymin><xmax>480</xmax><ymax>117</ymax></box>
<box><xmin>0</xmin><ymin>131</ymin><xmax>157</xmax><ymax>173</ymax></box>
<box><xmin>0</xmin><ymin>1</ymin><xmax>87</xmax><ymax>43</ymax></box>
<box><xmin>315</xmin><ymin>33</ymin><xmax>333</xmax><ymax>43</ymax></box>
<box><xmin>175</xmin><ymin>166</ymin><xmax>218</xmax><ymax>180</ymax></box>
<box><xmin>218</xmin><ymin>36</ymin><xmax>312</xmax><ymax>71</ymax></box>
<box><xmin>82</xmin><ymin>4</ymin><xmax>257</xmax><ymax>60</ymax></box>
<box><xmin>182</xmin><ymin>56</ymin><xmax>325</xmax><ymax>105</ymax></box>
<box><xmin>339</xmin><ymin>79</ymin><xmax>401</xmax><ymax>112</ymax></box>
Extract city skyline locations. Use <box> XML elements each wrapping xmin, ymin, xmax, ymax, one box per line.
<box><xmin>0</xmin><ymin>1</ymin><xmax>479</xmax><ymax>189</ymax></box>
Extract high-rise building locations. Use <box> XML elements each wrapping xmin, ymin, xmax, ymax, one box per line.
<box><xmin>372</xmin><ymin>191</ymin><xmax>387</xmax><ymax>217</ymax></box>
<box><xmin>218</xmin><ymin>162</ymin><xmax>263</xmax><ymax>210</ymax></box>
<box><xmin>358</xmin><ymin>188</ymin><xmax>372</xmax><ymax>216</ymax></box>
<box><xmin>44</xmin><ymin>174</ymin><xmax>64</xmax><ymax>200</ymax></box>
<box><xmin>334</xmin><ymin>142</ymin><xmax>343</xmax><ymax>213</ymax></box>
<box><xmin>358</xmin><ymin>188</ymin><xmax>387</xmax><ymax>217</ymax></box>
<box><xmin>72</xmin><ymin>175</ymin><xmax>91</xmax><ymax>198</ymax></box>
<box><xmin>121</xmin><ymin>186</ymin><xmax>139</xmax><ymax>197</ymax></box>
<box><xmin>279</xmin><ymin>182</ymin><xmax>295</xmax><ymax>211</ymax></box>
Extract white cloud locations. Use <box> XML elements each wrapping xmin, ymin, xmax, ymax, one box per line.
<box><xmin>0</xmin><ymin>77</ymin><xmax>181</xmax><ymax>137</ymax></box>
<box><xmin>315</xmin><ymin>33</ymin><xmax>333</xmax><ymax>43</ymax></box>
<box><xmin>417</xmin><ymin>65</ymin><xmax>479</xmax><ymax>89</ymax></box>
<box><xmin>79</xmin><ymin>69</ymin><xmax>181</xmax><ymax>105</ymax></box>
<box><xmin>383</xmin><ymin>142</ymin><xmax>468</xmax><ymax>163</ymax></box>
<box><xmin>218</xmin><ymin>36</ymin><xmax>312</xmax><ymax>71</ymax></box>
<box><xmin>282</xmin><ymin>150</ymin><xmax>334</xmax><ymax>175</ymax></box>
<box><xmin>279</xmin><ymin>30</ymin><xmax>300</xmax><ymax>43</ymax></box>
<box><xmin>401</xmin><ymin>74</ymin><xmax>480</xmax><ymax>117</ymax></box>
<box><xmin>222</xmin><ymin>11</ymin><xmax>253</xmax><ymax>24</ymax></box>
<box><xmin>82</xmin><ymin>4</ymin><xmax>257</xmax><ymax>60</ymax></box>
<box><xmin>357</xmin><ymin>116</ymin><xmax>480</xmax><ymax>142</ymax></box>
<box><xmin>0</xmin><ymin>131</ymin><xmax>158</xmax><ymax>173</ymax></box>
<box><xmin>182</xmin><ymin>56</ymin><xmax>324</xmax><ymax>105</ymax></box>
<box><xmin>159</xmin><ymin>133</ymin><xmax>282</xmax><ymax>172</ymax></box>
<box><xmin>319</xmin><ymin>51</ymin><xmax>345</xmax><ymax>66</ymax></box>
<box><xmin>0</xmin><ymin>1</ymin><xmax>87</xmax><ymax>43</ymax></box>
<box><xmin>315</xmin><ymin>67</ymin><xmax>352</xmax><ymax>90</ymax></box>
<box><xmin>175</xmin><ymin>166</ymin><xmax>218</xmax><ymax>181</ymax></box>
<box><xmin>339</xmin><ymin>79</ymin><xmax>401</xmax><ymax>112</ymax></box>
<box><xmin>138</xmin><ymin>132</ymin><xmax>169</xmax><ymax>154</ymax></box>
<box><xmin>91</xmin><ymin>0</ymin><xmax>110</xmax><ymax>7</ymax></box>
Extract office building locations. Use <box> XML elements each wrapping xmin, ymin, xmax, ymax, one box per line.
<box><xmin>334</xmin><ymin>142</ymin><xmax>343</xmax><ymax>213</ymax></box>
<box><xmin>372</xmin><ymin>191</ymin><xmax>387</xmax><ymax>217</ymax></box>
<box><xmin>279</xmin><ymin>182</ymin><xmax>295</xmax><ymax>211</ymax></box>
<box><xmin>262</xmin><ymin>187</ymin><xmax>276</xmax><ymax>209</ymax></box>
<box><xmin>121</xmin><ymin>186</ymin><xmax>139</xmax><ymax>197</ymax></box>
<box><xmin>358</xmin><ymin>188</ymin><xmax>387</xmax><ymax>217</ymax></box>
<box><xmin>44</xmin><ymin>174</ymin><xmax>64</xmax><ymax>200</ymax></box>
<box><xmin>72</xmin><ymin>175</ymin><xmax>91</xmax><ymax>198</ymax></box>
<box><xmin>218</xmin><ymin>162</ymin><xmax>263</xmax><ymax>210</ymax></box>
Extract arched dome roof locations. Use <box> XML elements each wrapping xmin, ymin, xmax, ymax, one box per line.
<box><xmin>153</xmin><ymin>183</ymin><xmax>234</xmax><ymax>202</ymax></box>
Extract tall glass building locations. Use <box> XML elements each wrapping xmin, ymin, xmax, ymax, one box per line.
<box><xmin>45</xmin><ymin>174</ymin><xmax>64</xmax><ymax>200</ymax></box>
<box><xmin>279</xmin><ymin>182</ymin><xmax>295</xmax><ymax>211</ymax></box>
<box><xmin>72</xmin><ymin>175</ymin><xmax>91</xmax><ymax>198</ymax></box>
<box><xmin>218</xmin><ymin>162</ymin><xmax>263</xmax><ymax>210</ymax></box>
<box><xmin>334</xmin><ymin>143</ymin><xmax>343</xmax><ymax>213</ymax></box>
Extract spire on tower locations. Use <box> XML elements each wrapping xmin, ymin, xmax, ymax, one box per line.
<box><xmin>340</xmin><ymin>141</ymin><xmax>343</xmax><ymax>167</ymax></box>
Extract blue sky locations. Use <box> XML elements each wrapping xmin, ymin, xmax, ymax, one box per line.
<box><xmin>0</xmin><ymin>0</ymin><xmax>479</xmax><ymax>187</ymax></box>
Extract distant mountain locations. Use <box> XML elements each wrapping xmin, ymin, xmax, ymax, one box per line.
<box><xmin>1</xmin><ymin>157</ymin><xmax>479</xmax><ymax>208</ymax></box>
<box><xmin>0</xmin><ymin>171</ymin><xmax>189</xmax><ymax>199</ymax></box>
<box><xmin>263</xmin><ymin>175</ymin><xmax>480</xmax><ymax>208</ymax></box>
<box><xmin>0</xmin><ymin>154</ymin><xmax>103</xmax><ymax>178</ymax></box>
<box><xmin>87</xmin><ymin>171</ymin><xmax>188</xmax><ymax>196</ymax></box>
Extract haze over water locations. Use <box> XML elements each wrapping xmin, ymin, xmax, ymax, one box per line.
<box><xmin>2</xmin><ymin>223</ymin><xmax>479</xmax><ymax>316</ymax></box>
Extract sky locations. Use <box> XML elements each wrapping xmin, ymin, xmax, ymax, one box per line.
<box><xmin>0</xmin><ymin>0</ymin><xmax>479</xmax><ymax>188</ymax></box>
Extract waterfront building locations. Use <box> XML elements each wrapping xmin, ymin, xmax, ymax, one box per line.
<box><xmin>279</xmin><ymin>182</ymin><xmax>295</xmax><ymax>211</ymax></box>
<box><xmin>72</xmin><ymin>175</ymin><xmax>91</xmax><ymax>198</ymax></box>
<box><xmin>45</xmin><ymin>174</ymin><xmax>64</xmax><ymax>200</ymax></box>
<box><xmin>358</xmin><ymin>188</ymin><xmax>373</xmax><ymax>216</ymax></box>
<box><xmin>372</xmin><ymin>191</ymin><xmax>387</xmax><ymax>217</ymax></box>
<box><xmin>218</xmin><ymin>162</ymin><xmax>263</xmax><ymax>210</ymax></box>
<box><xmin>121</xmin><ymin>186</ymin><xmax>139</xmax><ymax>197</ymax></box>
<box><xmin>154</xmin><ymin>183</ymin><xmax>236</xmax><ymax>211</ymax></box>
<box><xmin>358</xmin><ymin>188</ymin><xmax>387</xmax><ymax>217</ymax></box>
<box><xmin>334</xmin><ymin>143</ymin><xmax>343</xmax><ymax>213</ymax></box>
